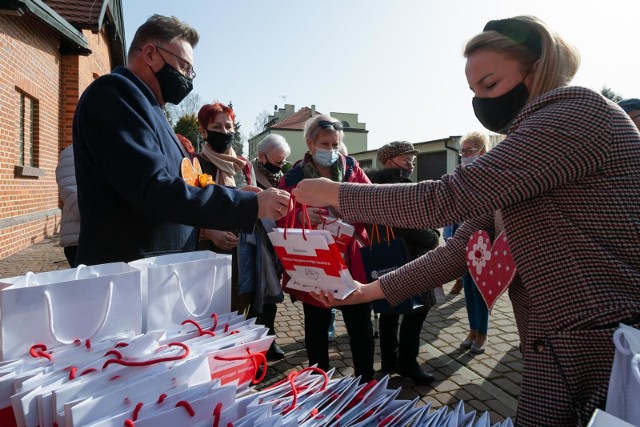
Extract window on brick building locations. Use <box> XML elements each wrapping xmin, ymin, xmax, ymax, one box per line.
<box><xmin>14</xmin><ymin>90</ymin><xmax>43</xmax><ymax>177</ymax></box>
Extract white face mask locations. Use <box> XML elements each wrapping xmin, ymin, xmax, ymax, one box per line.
<box><xmin>313</xmin><ymin>147</ymin><xmax>339</xmax><ymax>167</ymax></box>
<box><xmin>461</xmin><ymin>155</ymin><xmax>479</xmax><ymax>166</ymax></box>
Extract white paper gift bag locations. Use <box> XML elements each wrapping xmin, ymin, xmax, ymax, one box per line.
<box><xmin>317</xmin><ymin>216</ymin><xmax>355</xmax><ymax>256</ymax></box>
<box><xmin>0</xmin><ymin>263</ymin><xmax>141</xmax><ymax>361</ymax></box>
<box><xmin>605</xmin><ymin>324</ymin><xmax>640</xmax><ymax>425</ymax></box>
<box><xmin>268</xmin><ymin>228</ymin><xmax>356</xmax><ymax>300</ymax></box>
<box><xmin>128</xmin><ymin>251</ymin><xmax>232</xmax><ymax>332</ymax></box>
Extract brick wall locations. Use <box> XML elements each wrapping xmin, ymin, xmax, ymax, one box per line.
<box><xmin>0</xmin><ymin>16</ymin><xmax>115</xmax><ymax>260</ymax></box>
<box><xmin>0</xmin><ymin>15</ymin><xmax>63</xmax><ymax>259</ymax></box>
<box><xmin>59</xmin><ymin>28</ymin><xmax>114</xmax><ymax>152</ymax></box>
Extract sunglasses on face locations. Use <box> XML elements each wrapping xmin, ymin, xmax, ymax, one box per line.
<box><xmin>310</xmin><ymin>120</ymin><xmax>344</xmax><ymax>135</ymax></box>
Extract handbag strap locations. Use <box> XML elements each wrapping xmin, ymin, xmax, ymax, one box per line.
<box><xmin>369</xmin><ymin>224</ymin><xmax>396</xmax><ymax>248</ymax></box>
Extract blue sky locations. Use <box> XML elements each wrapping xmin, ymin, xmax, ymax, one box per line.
<box><xmin>122</xmin><ymin>0</ymin><xmax>639</xmax><ymax>151</ymax></box>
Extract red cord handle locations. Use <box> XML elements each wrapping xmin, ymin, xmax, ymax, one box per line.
<box><xmin>29</xmin><ymin>343</ymin><xmax>53</xmax><ymax>361</ymax></box>
<box><xmin>210</xmin><ymin>313</ymin><xmax>219</xmax><ymax>331</ymax></box>
<box><xmin>175</xmin><ymin>400</ymin><xmax>195</xmax><ymax>417</ymax></box>
<box><xmin>280</xmin><ymin>367</ymin><xmax>329</xmax><ymax>415</ymax></box>
<box><xmin>214</xmin><ymin>348</ymin><xmax>267</xmax><ymax>384</ymax></box>
<box><xmin>102</xmin><ymin>342</ymin><xmax>190</xmax><ymax>370</ymax></box>
<box><xmin>181</xmin><ymin>319</ymin><xmax>215</xmax><ymax>337</ymax></box>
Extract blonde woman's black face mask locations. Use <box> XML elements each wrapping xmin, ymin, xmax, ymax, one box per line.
<box><xmin>472</xmin><ymin>81</ymin><xmax>529</xmax><ymax>134</ymax></box>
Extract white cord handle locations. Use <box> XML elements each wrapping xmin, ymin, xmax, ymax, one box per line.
<box><xmin>44</xmin><ymin>281</ymin><xmax>114</xmax><ymax>345</ymax></box>
<box><xmin>173</xmin><ymin>267</ymin><xmax>217</xmax><ymax>318</ymax></box>
<box><xmin>632</xmin><ymin>354</ymin><xmax>640</xmax><ymax>386</ymax></box>
<box><xmin>74</xmin><ymin>264</ymin><xmax>87</xmax><ymax>280</ymax></box>
<box><xmin>25</xmin><ymin>271</ymin><xmax>35</xmax><ymax>286</ymax></box>
<box><xmin>613</xmin><ymin>324</ymin><xmax>640</xmax><ymax>355</ymax></box>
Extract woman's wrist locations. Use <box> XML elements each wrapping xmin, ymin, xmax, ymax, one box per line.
<box><xmin>361</xmin><ymin>280</ymin><xmax>385</xmax><ymax>302</ymax></box>
<box><xmin>333</xmin><ymin>182</ymin><xmax>341</xmax><ymax>210</ymax></box>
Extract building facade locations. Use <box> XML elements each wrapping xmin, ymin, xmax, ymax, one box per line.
<box><xmin>248</xmin><ymin>104</ymin><xmax>368</xmax><ymax>163</ymax></box>
<box><xmin>0</xmin><ymin>0</ymin><xmax>125</xmax><ymax>259</ymax></box>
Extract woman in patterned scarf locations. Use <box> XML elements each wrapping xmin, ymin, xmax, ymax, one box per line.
<box><xmin>252</xmin><ymin>134</ymin><xmax>290</xmax><ymax>189</ymax></box>
<box><xmin>278</xmin><ymin>114</ymin><xmax>375</xmax><ymax>383</ymax></box>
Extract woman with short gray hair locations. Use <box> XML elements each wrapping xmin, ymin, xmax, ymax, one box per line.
<box><xmin>245</xmin><ymin>134</ymin><xmax>291</xmax><ymax>360</ymax></box>
<box><xmin>253</xmin><ymin>134</ymin><xmax>291</xmax><ymax>189</ymax></box>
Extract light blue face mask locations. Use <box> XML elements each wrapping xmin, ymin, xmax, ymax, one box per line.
<box><xmin>461</xmin><ymin>155</ymin><xmax>479</xmax><ymax>166</ymax></box>
<box><xmin>313</xmin><ymin>147</ymin><xmax>339</xmax><ymax>167</ymax></box>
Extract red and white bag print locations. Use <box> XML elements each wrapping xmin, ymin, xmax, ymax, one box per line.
<box><xmin>317</xmin><ymin>215</ymin><xmax>355</xmax><ymax>257</ymax></box>
<box><xmin>267</xmin><ymin>203</ymin><xmax>357</xmax><ymax>300</ymax></box>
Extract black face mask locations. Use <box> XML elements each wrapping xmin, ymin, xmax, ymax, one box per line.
<box><xmin>153</xmin><ymin>62</ymin><xmax>193</xmax><ymax>105</ymax></box>
<box><xmin>262</xmin><ymin>161</ymin><xmax>282</xmax><ymax>174</ymax></box>
<box><xmin>398</xmin><ymin>168</ymin><xmax>413</xmax><ymax>179</ymax></box>
<box><xmin>472</xmin><ymin>82</ymin><xmax>529</xmax><ymax>134</ymax></box>
<box><xmin>206</xmin><ymin>130</ymin><xmax>233</xmax><ymax>153</ymax></box>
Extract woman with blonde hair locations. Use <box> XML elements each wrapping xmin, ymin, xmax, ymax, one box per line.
<box><xmin>293</xmin><ymin>16</ymin><xmax>640</xmax><ymax>426</ymax></box>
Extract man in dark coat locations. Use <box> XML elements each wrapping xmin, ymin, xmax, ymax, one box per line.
<box><xmin>72</xmin><ymin>15</ymin><xmax>290</xmax><ymax>265</ymax></box>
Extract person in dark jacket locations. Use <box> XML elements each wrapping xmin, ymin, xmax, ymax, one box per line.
<box><xmin>72</xmin><ymin>15</ymin><xmax>290</xmax><ymax>266</ymax></box>
<box><xmin>367</xmin><ymin>141</ymin><xmax>440</xmax><ymax>385</ymax></box>
<box><xmin>246</xmin><ymin>134</ymin><xmax>292</xmax><ymax>360</ymax></box>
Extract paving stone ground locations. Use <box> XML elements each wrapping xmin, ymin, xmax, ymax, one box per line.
<box><xmin>0</xmin><ymin>235</ymin><xmax>522</xmax><ymax>424</ymax></box>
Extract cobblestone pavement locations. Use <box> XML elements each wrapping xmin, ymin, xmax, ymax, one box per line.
<box><xmin>0</xmin><ymin>236</ymin><xmax>522</xmax><ymax>424</ymax></box>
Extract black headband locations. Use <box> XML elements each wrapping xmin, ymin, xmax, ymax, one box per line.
<box><xmin>483</xmin><ymin>18</ymin><xmax>542</xmax><ymax>57</ymax></box>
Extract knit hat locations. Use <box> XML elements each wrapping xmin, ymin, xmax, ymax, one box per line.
<box><xmin>618</xmin><ymin>98</ymin><xmax>640</xmax><ymax>113</ymax></box>
<box><xmin>377</xmin><ymin>141</ymin><xmax>419</xmax><ymax>164</ymax></box>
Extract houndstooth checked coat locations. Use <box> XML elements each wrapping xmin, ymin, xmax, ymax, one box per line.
<box><xmin>338</xmin><ymin>86</ymin><xmax>640</xmax><ymax>426</ymax></box>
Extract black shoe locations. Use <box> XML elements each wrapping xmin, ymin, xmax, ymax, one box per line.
<box><xmin>380</xmin><ymin>360</ymin><xmax>397</xmax><ymax>374</ymax></box>
<box><xmin>267</xmin><ymin>342</ymin><xmax>285</xmax><ymax>361</ymax></box>
<box><xmin>397</xmin><ymin>366</ymin><xmax>435</xmax><ymax>385</ymax></box>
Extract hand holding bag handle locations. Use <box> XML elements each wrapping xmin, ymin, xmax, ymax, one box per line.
<box><xmin>44</xmin><ymin>281</ymin><xmax>114</xmax><ymax>345</ymax></box>
<box><xmin>283</xmin><ymin>195</ymin><xmax>311</xmax><ymax>241</ymax></box>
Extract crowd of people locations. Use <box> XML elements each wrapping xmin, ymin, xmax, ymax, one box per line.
<box><xmin>56</xmin><ymin>12</ymin><xmax>639</xmax><ymax>427</ymax></box>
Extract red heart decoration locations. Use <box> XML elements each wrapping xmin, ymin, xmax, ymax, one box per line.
<box><xmin>465</xmin><ymin>230</ymin><xmax>517</xmax><ymax>311</ymax></box>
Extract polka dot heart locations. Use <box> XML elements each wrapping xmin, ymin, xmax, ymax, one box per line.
<box><xmin>465</xmin><ymin>230</ymin><xmax>517</xmax><ymax>311</ymax></box>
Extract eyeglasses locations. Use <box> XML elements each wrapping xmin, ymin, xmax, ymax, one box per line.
<box><xmin>393</xmin><ymin>159</ymin><xmax>415</xmax><ymax>167</ymax></box>
<box><xmin>155</xmin><ymin>45</ymin><xmax>196</xmax><ymax>79</ymax></box>
<box><xmin>459</xmin><ymin>147</ymin><xmax>484</xmax><ymax>156</ymax></box>
<box><xmin>310</xmin><ymin>120</ymin><xmax>344</xmax><ymax>135</ymax></box>
<box><xmin>264</xmin><ymin>153</ymin><xmax>287</xmax><ymax>167</ymax></box>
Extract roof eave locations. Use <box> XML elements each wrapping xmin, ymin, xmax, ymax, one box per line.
<box><xmin>0</xmin><ymin>0</ymin><xmax>90</xmax><ymax>55</ymax></box>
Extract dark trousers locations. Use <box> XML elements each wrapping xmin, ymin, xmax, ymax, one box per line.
<box><xmin>64</xmin><ymin>245</ymin><xmax>78</xmax><ymax>268</ymax></box>
<box><xmin>247</xmin><ymin>302</ymin><xmax>278</xmax><ymax>336</ymax></box>
<box><xmin>379</xmin><ymin>311</ymin><xmax>427</xmax><ymax>369</ymax></box>
<box><xmin>303</xmin><ymin>302</ymin><xmax>375</xmax><ymax>381</ymax></box>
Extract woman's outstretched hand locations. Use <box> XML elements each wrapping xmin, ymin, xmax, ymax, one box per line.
<box><xmin>291</xmin><ymin>178</ymin><xmax>341</xmax><ymax>210</ymax></box>
<box><xmin>309</xmin><ymin>280</ymin><xmax>385</xmax><ymax>307</ymax></box>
